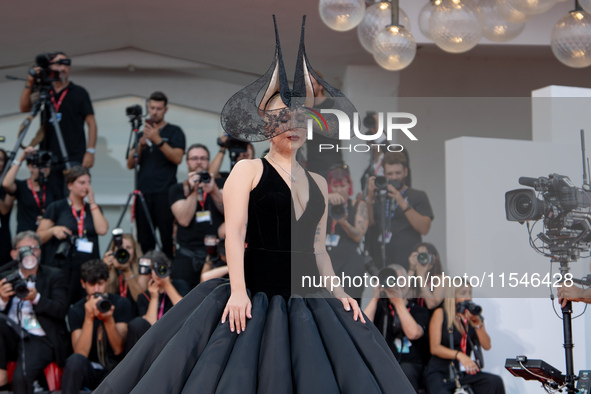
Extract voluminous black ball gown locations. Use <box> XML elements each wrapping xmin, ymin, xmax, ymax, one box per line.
<box><xmin>95</xmin><ymin>159</ymin><xmax>415</xmax><ymax>393</ymax></box>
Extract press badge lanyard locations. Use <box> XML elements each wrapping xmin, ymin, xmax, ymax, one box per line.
<box><xmin>68</xmin><ymin>198</ymin><xmax>86</xmax><ymax>237</ymax></box>
<box><xmin>118</xmin><ymin>276</ymin><xmax>128</xmax><ymax>298</ymax></box>
<box><xmin>28</xmin><ymin>178</ymin><xmax>46</xmax><ymax>210</ymax></box>
<box><xmin>385</xmin><ymin>189</ymin><xmax>406</xmax><ymax>232</ymax></box>
<box><xmin>158</xmin><ymin>293</ymin><xmax>166</xmax><ymax>320</ymax></box>
<box><xmin>50</xmin><ymin>89</ymin><xmax>68</xmax><ymax>112</ymax></box>
<box><xmin>198</xmin><ymin>192</ymin><xmax>208</xmax><ymax>211</ymax></box>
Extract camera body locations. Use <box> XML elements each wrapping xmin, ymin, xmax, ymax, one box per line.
<box><xmin>26</xmin><ymin>150</ymin><xmax>52</xmax><ymax>168</ymax></box>
<box><xmin>93</xmin><ymin>293</ymin><xmax>112</xmax><ymax>314</ymax></box>
<box><xmin>4</xmin><ymin>272</ymin><xmax>31</xmax><ymax>300</ymax></box>
<box><xmin>456</xmin><ymin>301</ymin><xmax>482</xmax><ymax>316</ymax></box>
<box><xmin>126</xmin><ymin>105</ymin><xmax>143</xmax><ymax>119</ymax></box>
<box><xmin>198</xmin><ymin>171</ymin><xmax>211</xmax><ymax>184</ymax></box>
<box><xmin>139</xmin><ymin>258</ymin><xmax>151</xmax><ymax>275</ymax></box>
<box><xmin>55</xmin><ymin>235</ymin><xmax>79</xmax><ymax>261</ymax></box>
<box><xmin>374</xmin><ymin>176</ymin><xmax>403</xmax><ymax>192</ymax></box>
<box><xmin>29</xmin><ymin>53</ymin><xmax>61</xmax><ymax>87</ymax></box>
<box><xmin>111</xmin><ymin>228</ymin><xmax>130</xmax><ymax>265</ymax></box>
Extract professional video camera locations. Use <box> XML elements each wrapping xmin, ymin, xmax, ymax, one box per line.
<box><xmin>4</xmin><ymin>272</ymin><xmax>31</xmax><ymax>300</ymax></box>
<box><xmin>126</xmin><ymin>105</ymin><xmax>143</xmax><ymax>120</ymax></box>
<box><xmin>111</xmin><ymin>228</ymin><xmax>130</xmax><ymax>265</ymax></box>
<box><xmin>28</xmin><ymin>53</ymin><xmax>63</xmax><ymax>88</ymax></box>
<box><xmin>93</xmin><ymin>293</ymin><xmax>112</xmax><ymax>314</ymax></box>
<box><xmin>505</xmin><ymin>174</ymin><xmax>591</xmax><ymax>259</ymax></box>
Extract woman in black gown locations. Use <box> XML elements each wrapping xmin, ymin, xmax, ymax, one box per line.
<box><xmin>95</xmin><ymin>16</ymin><xmax>415</xmax><ymax>394</ymax></box>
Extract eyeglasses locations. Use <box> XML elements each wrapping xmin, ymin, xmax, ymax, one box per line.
<box><xmin>187</xmin><ymin>156</ymin><xmax>209</xmax><ymax>162</ymax></box>
<box><xmin>18</xmin><ymin>245</ymin><xmax>41</xmax><ymax>253</ymax></box>
<box><xmin>51</xmin><ymin>59</ymin><xmax>71</xmax><ymax>66</ymax></box>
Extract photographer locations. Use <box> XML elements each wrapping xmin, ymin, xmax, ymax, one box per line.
<box><xmin>364</xmin><ymin>264</ymin><xmax>430</xmax><ymax>393</ymax></box>
<box><xmin>20</xmin><ymin>52</ymin><xmax>97</xmax><ymax>198</ymax></box>
<box><xmin>424</xmin><ymin>282</ymin><xmax>504</xmax><ymax>394</ymax></box>
<box><xmin>200</xmin><ymin>238</ymin><xmax>229</xmax><ymax>283</ymax></box>
<box><xmin>366</xmin><ymin>152</ymin><xmax>433</xmax><ymax>269</ymax></box>
<box><xmin>2</xmin><ymin>147</ymin><xmax>58</xmax><ymax>233</ymax></box>
<box><xmin>169</xmin><ymin>143</ymin><xmax>224</xmax><ymax>288</ymax></box>
<box><xmin>126</xmin><ymin>91</ymin><xmax>185</xmax><ymax>259</ymax></box>
<box><xmin>103</xmin><ymin>232</ymin><xmax>148</xmax><ymax>315</ymax></box>
<box><xmin>326</xmin><ymin>165</ymin><xmax>369</xmax><ymax>303</ymax></box>
<box><xmin>210</xmin><ymin>134</ymin><xmax>254</xmax><ymax>184</ymax></box>
<box><xmin>124</xmin><ymin>251</ymin><xmax>188</xmax><ymax>353</ymax></box>
<box><xmin>62</xmin><ymin>259</ymin><xmax>132</xmax><ymax>394</ymax></box>
<box><xmin>0</xmin><ymin>149</ymin><xmax>14</xmax><ymax>265</ymax></box>
<box><xmin>37</xmin><ymin>166</ymin><xmax>108</xmax><ymax>304</ymax></box>
<box><xmin>408</xmin><ymin>242</ymin><xmax>445</xmax><ymax>311</ymax></box>
<box><xmin>0</xmin><ymin>231</ymin><xmax>68</xmax><ymax>394</ymax></box>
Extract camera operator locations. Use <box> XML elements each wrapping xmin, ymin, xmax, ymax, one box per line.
<box><xmin>424</xmin><ymin>282</ymin><xmax>505</xmax><ymax>394</ymax></box>
<box><xmin>326</xmin><ymin>165</ymin><xmax>369</xmax><ymax>303</ymax></box>
<box><xmin>2</xmin><ymin>147</ymin><xmax>59</xmax><ymax>233</ymax></box>
<box><xmin>126</xmin><ymin>91</ymin><xmax>185</xmax><ymax>259</ymax></box>
<box><xmin>62</xmin><ymin>259</ymin><xmax>132</xmax><ymax>394</ymax></box>
<box><xmin>169</xmin><ymin>143</ymin><xmax>224</xmax><ymax>288</ymax></box>
<box><xmin>37</xmin><ymin>166</ymin><xmax>108</xmax><ymax>304</ymax></box>
<box><xmin>209</xmin><ymin>134</ymin><xmax>255</xmax><ymax>185</ymax></box>
<box><xmin>103</xmin><ymin>232</ymin><xmax>148</xmax><ymax>315</ymax></box>
<box><xmin>0</xmin><ymin>149</ymin><xmax>14</xmax><ymax>265</ymax></box>
<box><xmin>557</xmin><ymin>260</ymin><xmax>591</xmax><ymax>307</ymax></box>
<box><xmin>0</xmin><ymin>231</ymin><xmax>68</xmax><ymax>394</ymax></box>
<box><xmin>20</xmin><ymin>52</ymin><xmax>97</xmax><ymax>198</ymax></box>
<box><xmin>364</xmin><ymin>264</ymin><xmax>430</xmax><ymax>392</ymax></box>
<box><xmin>408</xmin><ymin>242</ymin><xmax>445</xmax><ymax>311</ymax></box>
<box><xmin>124</xmin><ymin>251</ymin><xmax>189</xmax><ymax>353</ymax></box>
<box><xmin>366</xmin><ymin>152</ymin><xmax>433</xmax><ymax>269</ymax></box>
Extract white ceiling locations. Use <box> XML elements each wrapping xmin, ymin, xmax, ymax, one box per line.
<box><xmin>0</xmin><ymin>0</ymin><xmax>580</xmax><ymax>85</ymax></box>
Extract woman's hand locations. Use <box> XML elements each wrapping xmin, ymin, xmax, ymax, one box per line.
<box><xmin>328</xmin><ymin>193</ymin><xmax>346</xmax><ymax>206</ymax></box>
<box><xmin>51</xmin><ymin>226</ymin><xmax>72</xmax><ymax>240</ymax></box>
<box><xmin>147</xmin><ymin>279</ymin><xmax>159</xmax><ymax>297</ymax></box>
<box><xmin>221</xmin><ymin>291</ymin><xmax>252</xmax><ymax>334</ymax></box>
<box><xmin>333</xmin><ymin>288</ymin><xmax>366</xmax><ymax>323</ymax></box>
<box><xmin>458</xmin><ymin>352</ymin><xmax>479</xmax><ymax>375</ymax></box>
<box><xmin>103</xmin><ymin>251</ymin><xmax>115</xmax><ymax>268</ymax></box>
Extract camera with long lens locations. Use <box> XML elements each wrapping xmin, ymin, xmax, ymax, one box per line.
<box><xmin>456</xmin><ymin>301</ymin><xmax>482</xmax><ymax>316</ymax></box>
<box><xmin>329</xmin><ymin>203</ymin><xmax>346</xmax><ymax>220</ymax></box>
<box><xmin>4</xmin><ymin>272</ymin><xmax>30</xmax><ymax>300</ymax></box>
<box><xmin>19</xmin><ymin>246</ymin><xmax>39</xmax><ymax>270</ymax></box>
<box><xmin>25</xmin><ymin>150</ymin><xmax>52</xmax><ymax>168</ymax></box>
<box><xmin>54</xmin><ymin>235</ymin><xmax>79</xmax><ymax>261</ymax></box>
<box><xmin>111</xmin><ymin>228</ymin><xmax>130</xmax><ymax>265</ymax></box>
<box><xmin>93</xmin><ymin>293</ymin><xmax>112</xmax><ymax>314</ymax></box>
<box><xmin>198</xmin><ymin>171</ymin><xmax>211</xmax><ymax>184</ymax></box>
<box><xmin>125</xmin><ymin>104</ymin><xmax>143</xmax><ymax>120</ymax></box>
<box><xmin>153</xmin><ymin>259</ymin><xmax>170</xmax><ymax>278</ymax></box>
<box><xmin>138</xmin><ymin>258</ymin><xmax>151</xmax><ymax>275</ymax></box>
<box><xmin>417</xmin><ymin>252</ymin><xmax>433</xmax><ymax>266</ymax></box>
<box><xmin>377</xmin><ymin>267</ymin><xmax>398</xmax><ymax>288</ymax></box>
<box><xmin>29</xmin><ymin>53</ymin><xmax>62</xmax><ymax>88</ymax></box>
<box><xmin>374</xmin><ymin>176</ymin><xmax>403</xmax><ymax>192</ymax></box>
<box><xmin>505</xmin><ymin>174</ymin><xmax>591</xmax><ymax>258</ymax></box>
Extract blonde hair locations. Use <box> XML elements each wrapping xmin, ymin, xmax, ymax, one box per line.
<box><xmin>106</xmin><ymin>234</ymin><xmax>142</xmax><ymax>295</ymax></box>
<box><xmin>443</xmin><ymin>279</ymin><xmax>471</xmax><ymax>332</ymax></box>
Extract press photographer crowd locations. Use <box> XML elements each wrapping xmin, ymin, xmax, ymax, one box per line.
<box><xmin>0</xmin><ymin>52</ymin><xmax>588</xmax><ymax>394</ymax></box>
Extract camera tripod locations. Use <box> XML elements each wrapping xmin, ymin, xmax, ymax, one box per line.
<box><xmin>0</xmin><ymin>79</ymin><xmax>71</xmax><ymax>185</ymax></box>
<box><xmin>115</xmin><ymin>115</ymin><xmax>161</xmax><ymax>251</ymax></box>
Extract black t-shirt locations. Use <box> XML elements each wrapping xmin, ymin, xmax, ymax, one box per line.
<box><xmin>40</xmin><ymin>82</ymin><xmax>94</xmax><ymax>164</ymax></box>
<box><xmin>68</xmin><ymin>293</ymin><xmax>133</xmax><ymax>370</ymax></box>
<box><xmin>137</xmin><ymin>124</ymin><xmax>186</xmax><ymax>194</ymax></box>
<box><xmin>136</xmin><ymin>279</ymin><xmax>190</xmax><ymax>317</ymax></box>
<box><xmin>0</xmin><ymin>187</ymin><xmax>11</xmax><ymax>265</ymax></box>
<box><xmin>168</xmin><ymin>183</ymin><xmax>223</xmax><ymax>250</ymax></box>
<box><xmin>374</xmin><ymin>299</ymin><xmax>430</xmax><ymax>365</ymax></box>
<box><xmin>15</xmin><ymin>179</ymin><xmax>58</xmax><ymax>233</ymax></box>
<box><xmin>370</xmin><ymin>187</ymin><xmax>434</xmax><ymax>269</ymax></box>
<box><xmin>43</xmin><ymin>199</ymin><xmax>101</xmax><ymax>266</ymax></box>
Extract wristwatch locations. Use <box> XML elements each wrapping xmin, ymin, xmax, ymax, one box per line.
<box><xmin>157</xmin><ymin>138</ymin><xmax>168</xmax><ymax>148</ymax></box>
<box><xmin>86</xmin><ymin>148</ymin><xmax>96</xmax><ymax>154</ymax></box>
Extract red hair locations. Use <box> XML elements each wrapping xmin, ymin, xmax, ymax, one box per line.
<box><xmin>327</xmin><ymin>167</ymin><xmax>353</xmax><ymax>196</ymax></box>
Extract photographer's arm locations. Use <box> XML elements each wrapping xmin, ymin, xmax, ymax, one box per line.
<box><xmin>363</xmin><ymin>294</ymin><xmax>380</xmax><ymax>322</ymax></box>
<box><xmin>209</xmin><ymin>148</ymin><xmax>226</xmax><ymax>179</ymax></box>
<box><xmin>391</xmin><ymin>187</ymin><xmax>431</xmax><ymax>235</ymax></box>
<box><xmin>72</xmin><ymin>299</ymin><xmax>97</xmax><ymax>357</ymax></box>
<box><xmin>104</xmin><ymin>318</ymin><xmax>127</xmax><ymax>356</ymax></box>
<box><xmin>19</xmin><ymin>74</ymin><xmax>36</xmax><ymax>113</ymax></box>
<box><xmin>390</xmin><ymin>296</ymin><xmax>423</xmax><ymax>340</ymax></box>
<box><xmin>0</xmin><ymin>194</ymin><xmax>14</xmax><ymax>216</ymax></box>
<box><xmin>171</xmin><ymin>192</ymin><xmax>198</xmax><ymax>228</ymax></box>
<box><xmin>337</xmin><ymin>201</ymin><xmax>369</xmax><ymax>243</ymax></box>
<box><xmin>82</xmin><ymin>114</ymin><xmax>97</xmax><ymax>168</ymax></box>
<box><xmin>37</xmin><ymin>219</ymin><xmax>72</xmax><ymax>243</ymax></box>
<box><xmin>429</xmin><ymin>308</ymin><xmax>457</xmax><ymax>359</ymax></box>
<box><xmin>365</xmin><ymin>176</ymin><xmax>376</xmax><ymax>227</ymax></box>
<box><xmin>159</xmin><ymin>144</ymin><xmax>184</xmax><ymax>166</ymax></box>
<box><xmin>1</xmin><ymin>150</ymin><xmax>29</xmax><ymax>194</ymax></box>
<box><xmin>201</xmin><ymin>265</ymin><xmax>229</xmax><ymax>282</ymax></box>
<box><xmin>558</xmin><ymin>284</ymin><xmax>591</xmax><ymax>307</ymax></box>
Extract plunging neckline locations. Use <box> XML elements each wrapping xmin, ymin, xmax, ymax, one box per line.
<box><xmin>263</xmin><ymin>157</ymin><xmax>311</xmax><ymax>222</ymax></box>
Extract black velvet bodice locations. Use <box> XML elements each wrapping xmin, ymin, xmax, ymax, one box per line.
<box><xmin>244</xmin><ymin>158</ymin><xmax>325</xmax><ymax>299</ymax></box>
